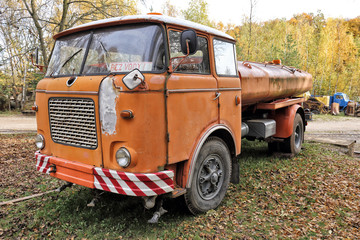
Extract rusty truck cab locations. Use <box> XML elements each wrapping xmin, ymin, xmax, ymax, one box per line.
<box><xmin>35</xmin><ymin>14</ymin><xmax>241</xmax><ymax>214</ymax></box>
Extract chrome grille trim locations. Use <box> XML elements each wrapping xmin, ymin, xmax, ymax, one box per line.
<box><xmin>49</xmin><ymin>98</ymin><xmax>97</xmax><ymax>149</ymax></box>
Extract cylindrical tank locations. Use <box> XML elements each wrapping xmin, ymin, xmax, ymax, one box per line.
<box><xmin>238</xmin><ymin>61</ymin><xmax>312</xmax><ymax>107</ymax></box>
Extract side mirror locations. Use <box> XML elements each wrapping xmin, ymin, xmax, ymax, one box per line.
<box><xmin>180</xmin><ymin>29</ymin><xmax>197</xmax><ymax>55</ymax></box>
<box><xmin>122</xmin><ymin>69</ymin><xmax>145</xmax><ymax>90</ymax></box>
<box><xmin>35</xmin><ymin>48</ymin><xmax>39</xmax><ymax>65</ymax></box>
<box><xmin>30</xmin><ymin>48</ymin><xmax>46</xmax><ymax>73</ymax></box>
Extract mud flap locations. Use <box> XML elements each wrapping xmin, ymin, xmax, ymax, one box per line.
<box><xmin>230</xmin><ymin>158</ymin><xmax>239</xmax><ymax>184</ymax></box>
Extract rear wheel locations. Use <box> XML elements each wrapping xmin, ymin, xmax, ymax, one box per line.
<box><xmin>343</xmin><ymin>106</ymin><xmax>347</xmax><ymax>113</ymax></box>
<box><xmin>185</xmin><ymin>137</ymin><xmax>231</xmax><ymax>215</ymax></box>
<box><xmin>282</xmin><ymin>113</ymin><xmax>304</xmax><ymax>154</ymax></box>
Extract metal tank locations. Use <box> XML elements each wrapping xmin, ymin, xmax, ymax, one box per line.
<box><xmin>238</xmin><ymin>61</ymin><xmax>312</xmax><ymax>107</ymax></box>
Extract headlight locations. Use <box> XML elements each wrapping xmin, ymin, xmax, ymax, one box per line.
<box><xmin>35</xmin><ymin>134</ymin><xmax>45</xmax><ymax>149</ymax></box>
<box><xmin>116</xmin><ymin>147</ymin><xmax>131</xmax><ymax>168</ymax></box>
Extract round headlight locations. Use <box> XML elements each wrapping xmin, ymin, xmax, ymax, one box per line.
<box><xmin>116</xmin><ymin>147</ymin><xmax>131</xmax><ymax>168</ymax></box>
<box><xmin>35</xmin><ymin>134</ymin><xmax>45</xmax><ymax>149</ymax></box>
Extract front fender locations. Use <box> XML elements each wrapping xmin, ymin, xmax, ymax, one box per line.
<box><xmin>181</xmin><ymin>124</ymin><xmax>236</xmax><ymax>189</ymax></box>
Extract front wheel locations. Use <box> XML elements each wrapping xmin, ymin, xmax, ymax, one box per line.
<box><xmin>185</xmin><ymin>137</ymin><xmax>232</xmax><ymax>215</ymax></box>
<box><xmin>281</xmin><ymin>113</ymin><xmax>304</xmax><ymax>154</ymax></box>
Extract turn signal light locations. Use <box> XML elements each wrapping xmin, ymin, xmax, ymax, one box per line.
<box><xmin>120</xmin><ymin>110</ymin><xmax>134</xmax><ymax>119</ymax></box>
<box><xmin>235</xmin><ymin>96</ymin><xmax>241</xmax><ymax>105</ymax></box>
<box><xmin>32</xmin><ymin>105</ymin><xmax>38</xmax><ymax>112</ymax></box>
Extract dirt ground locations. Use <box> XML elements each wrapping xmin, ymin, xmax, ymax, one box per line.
<box><xmin>0</xmin><ymin>114</ymin><xmax>359</xmax><ymax>151</ymax></box>
<box><xmin>306</xmin><ymin>116</ymin><xmax>360</xmax><ymax>132</ymax></box>
<box><xmin>0</xmin><ymin>115</ymin><xmax>36</xmax><ymax>134</ymax></box>
<box><xmin>305</xmin><ymin>115</ymin><xmax>360</xmax><ymax>152</ymax></box>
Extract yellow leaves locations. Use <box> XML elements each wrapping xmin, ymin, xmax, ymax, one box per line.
<box><xmin>288</xmin><ymin>18</ymin><xmax>298</xmax><ymax>25</ymax></box>
<box><xmin>346</xmin><ymin>17</ymin><xmax>360</xmax><ymax>37</ymax></box>
<box><xmin>182</xmin><ymin>0</ymin><xmax>214</xmax><ymax>27</ymax></box>
<box><xmin>228</xmin><ymin>13</ymin><xmax>360</xmax><ymax>97</ymax></box>
<box><xmin>291</xmin><ymin>13</ymin><xmax>314</xmax><ymax>25</ymax></box>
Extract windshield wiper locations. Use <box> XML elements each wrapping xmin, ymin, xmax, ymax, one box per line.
<box><xmin>99</xmin><ymin>41</ymin><xmax>111</xmax><ymax>71</ymax></box>
<box><xmin>61</xmin><ymin>49</ymin><xmax>83</xmax><ymax>68</ymax></box>
<box><xmin>50</xmin><ymin>49</ymin><xmax>83</xmax><ymax>77</ymax></box>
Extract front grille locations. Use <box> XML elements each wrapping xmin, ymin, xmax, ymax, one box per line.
<box><xmin>49</xmin><ymin>98</ymin><xmax>97</xmax><ymax>149</ymax></box>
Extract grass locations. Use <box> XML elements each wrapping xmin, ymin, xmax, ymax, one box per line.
<box><xmin>0</xmin><ymin>109</ymin><xmax>23</xmax><ymax>116</ymax></box>
<box><xmin>311</xmin><ymin>111</ymin><xmax>354</xmax><ymax>121</ymax></box>
<box><xmin>1</xmin><ymin>137</ymin><xmax>360</xmax><ymax>239</ymax></box>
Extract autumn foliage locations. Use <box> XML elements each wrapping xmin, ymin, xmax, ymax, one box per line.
<box><xmin>226</xmin><ymin>13</ymin><xmax>360</xmax><ymax>98</ymax></box>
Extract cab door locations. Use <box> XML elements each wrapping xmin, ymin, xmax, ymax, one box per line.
<box><xmin>212</xmin><ymin>38</ymin><xmax>242</xmax><ymax>155</ymax></box>
<box><xmin>166</xmin><ymin>29</ymin><xmax>218</xmax><ymax>164</ymax></box>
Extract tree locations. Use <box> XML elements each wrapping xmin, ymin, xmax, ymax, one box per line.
<box><xmin>162</xmin><ymin>0</ymin><xmax>178</xmax><ymax>17</ymax></box>
<box><xmin>0</xmin><ymin>0</ymin><xmax>36</xmax><ymax>109</ymax></box>
<box><xmin>182</xmin><ymin>0</ymin><xmax>213</xmax><ymax>27</ymax></box>
<box><xmin>277</xmin><ymin>34</ymin><xmax>301</xmax><ymax>67</ymax></box>
<box><xmin>247</xmin><ymin>0</ymin><xmax>257</xmax><ymax>59</ymax></box>
<box><xmin>21</xmin><ymin>0</ymin><xmax>50</xmax><ymax>65</ymax></box>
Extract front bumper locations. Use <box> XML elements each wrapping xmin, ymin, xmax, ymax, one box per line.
<box><xmin>35</xmin><ymin>151</ymin><xmax>174</xmax><ymax>196</ymax></box>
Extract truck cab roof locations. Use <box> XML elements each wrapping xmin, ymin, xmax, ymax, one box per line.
<box><xmin>54</xmin><ymin>14</ymin><xmax>235</xmax><ymax>41</ymax></box>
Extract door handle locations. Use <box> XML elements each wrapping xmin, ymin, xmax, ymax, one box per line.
<box><xmin>213</xmin><ymin>92</ymin><xmax>221</xmax><ymax>100</ymax></box>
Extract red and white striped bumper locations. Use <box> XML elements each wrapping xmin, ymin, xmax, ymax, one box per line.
<box><xmin>93</xmin><ymin>167</ymin><xmax>174</xmax><ymax>196</ymax></box>
<box><xmin>35</xmin><ymin>151</ymin><xmax>175</xmax><ymax>196</ymax></box>
<box><xmin>35</xmin><ymin>152</ymin><xmax>51</xmax><ymax>174</ymax></box>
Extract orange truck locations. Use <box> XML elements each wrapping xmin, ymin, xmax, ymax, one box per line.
<box><xmin>34</xmin><ymin>14</ymin><xmax>312</xmax><ymax>218</ymax></box>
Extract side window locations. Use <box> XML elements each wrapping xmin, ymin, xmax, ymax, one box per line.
<box><xmin>169</xmin><ymin>30</ymin><xmax>210</xmax><ymax>74</ymax></box>
<box><xmin>213</xmin><ymin>39</ymin><xmax>237</xmax><ymax>76</ymax></box>
<box><xmin>336</xmin><ymin>95</ymin><xmax>343</xmax><ymax>100</ymax></box>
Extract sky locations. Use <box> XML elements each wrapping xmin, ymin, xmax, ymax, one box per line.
<box><xmin>139</xmin><ymin>0</ymin><xmax>360</xmax><ymax>24</ymax></box>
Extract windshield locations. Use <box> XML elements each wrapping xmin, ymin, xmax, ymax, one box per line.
<box><xmin>46</xmin><ymin>24</ymin><xmax>166</xmax><ymax>77</ymax></box>
<box><xmin>47</xmin><ymin>32</ymin><xmax>89</xmax><ymax>76</ymax></box>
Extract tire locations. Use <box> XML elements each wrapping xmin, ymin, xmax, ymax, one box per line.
<box><xmin>185</xmin><ymin>137</ymin><xmax>231</xmax><ymax>215</ymax></box>
<box><xmin>281</xmin><ymin>113</ymin><xmax>304</xmax><ymax>154</ymax></box>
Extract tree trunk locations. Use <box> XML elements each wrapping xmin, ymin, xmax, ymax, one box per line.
<box><xmin>59</xmin><ymin>0</ymin><xmax>69</xmax><ymax>32</ymax></box>
<box><xmin>22</xmin><ymin>0</ymin><xmax>48</xmax><ymax>65</ymax></box>
<box><xmin>247</xmin><ymin>0</ymin><xmax>255</xmax><ymax>60</ymax></box>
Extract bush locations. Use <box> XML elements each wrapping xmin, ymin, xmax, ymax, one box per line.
<box><xmin>0</xmin><ymin>93</ymin><xmax>8</xmax><ymax>111</ymax></box>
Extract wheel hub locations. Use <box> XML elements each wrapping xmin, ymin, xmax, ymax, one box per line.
<box><xmin>210</xmin><ymin>172</ymin><xmax>219</xmax><ymax>184</ymax></box>
<box><xmin>197</xmin><ymin>155</ymin><xmax>224</xmax><ymax>200</ymax></box>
